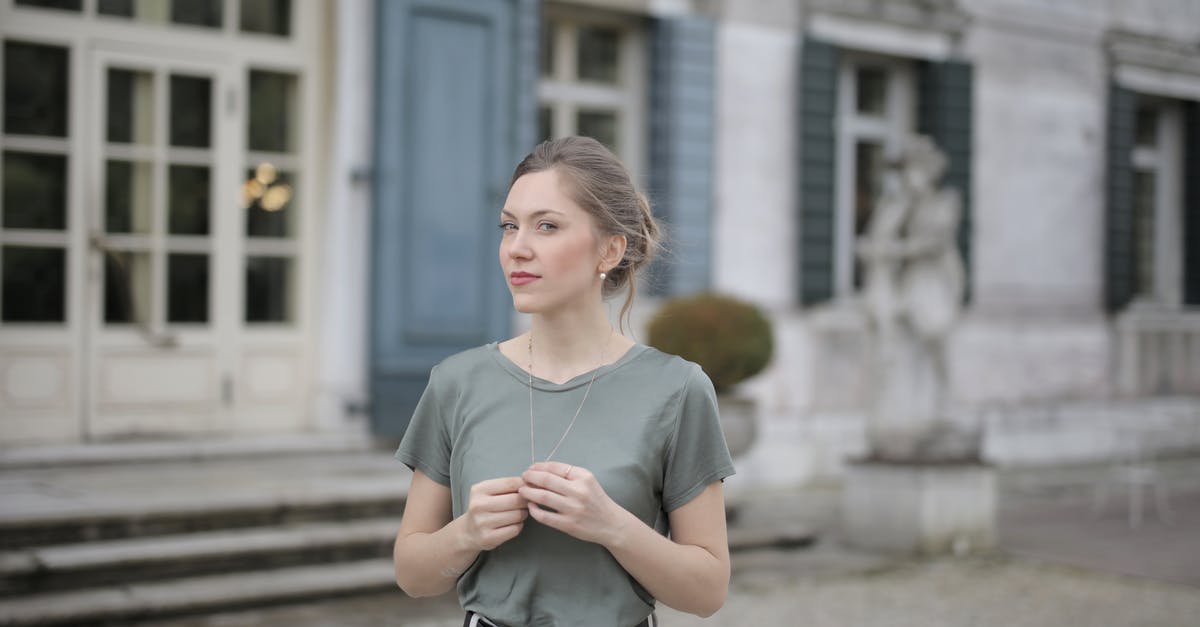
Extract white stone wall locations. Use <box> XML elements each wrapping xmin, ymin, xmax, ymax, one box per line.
<box><xmin>314</xmin><ymin>0</ymin><xmax>375</xmax><ymax>438</ymax></box>
<box><xmin>707</xmin><ymin>0</ymin><xmax>1200</xmax><ymax>484</ymax></box>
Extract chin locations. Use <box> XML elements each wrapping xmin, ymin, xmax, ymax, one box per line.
<box><xmin>510</xmin><ymin>295</ymin><xmax>540</xmax><ymax>314</ymax></box>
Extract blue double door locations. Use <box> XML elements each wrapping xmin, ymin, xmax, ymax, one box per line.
<box><xmin>371</xmin><ymin>0</ymin><xmax>537</xmax><ymax>436</ymax></box>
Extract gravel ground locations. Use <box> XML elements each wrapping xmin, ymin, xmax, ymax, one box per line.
<box><xmin>659</xmin><ymin>553</ymin><xmax>1200</xmax><ymax>627</ymax></box>
<box><xmin>140</xmin><ymin>551</ymin><xmax>1200</xmax><ymax>627</ymax></box>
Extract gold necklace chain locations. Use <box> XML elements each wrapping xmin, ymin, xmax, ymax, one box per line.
<box><xmin>528</xmin><ymin>328</ymin><xmax>613</xmax><ymax>465</ymax></box>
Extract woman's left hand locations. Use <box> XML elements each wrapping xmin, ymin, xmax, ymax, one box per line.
<box><xmin>519</xmin><ymin>461</ymin><xmax>630</xmax><ymax>547</ymax></box>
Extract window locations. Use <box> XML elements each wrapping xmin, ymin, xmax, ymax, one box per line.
<box><xmin>15</xmin><ymin>0</ymin><xmax>81</xmax><ymax>12</ymax></box>
<box><xmin>99</xmin><ymin>64</ymin><xmax>216</xmax><ymax>326</ymax></box>
<box><xmin>1</xmin><ymin>40</ymin><xmax>71</xmax><ymax>323</ymax></box>
<box><xmin>98</xmin><ymin>0</ymin><xmax>223</xmax><ymax>29</ymax></box>
<box><xmin>1129</xmin><ymin>98</ymin><xmax>1184</xmax><ymax>307</ymax></box>
<box><xmin>836</xmin><ymin>54</ymin><xmax>915</xmax><ymax>294</ymax></box>
<box><xmin>538</xmin><ymin>6</ymin><xmax>645</xmax><ymax>176</ymax></box>
<box><xmin>244</xmin><ymin>69</ymin><xmax>299</xmax><ymax>324</ymax></box>
<box><xmin>63</xmin><ymin>0</ymin><xmax>294</xmax><ymax>36</ymax></box>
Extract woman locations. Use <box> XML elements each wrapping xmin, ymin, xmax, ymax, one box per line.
<box><xmin>392</xmin><ymin>136</ymin><xmax>735</xmax><ymax>627</ymax></box>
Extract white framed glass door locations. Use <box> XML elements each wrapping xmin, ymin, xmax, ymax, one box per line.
<box><xmin>85</xmin><ymin>46</ymin><xmax>237</xmax><ymax>438</ymax></box>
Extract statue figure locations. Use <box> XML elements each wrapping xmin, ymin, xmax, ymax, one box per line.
<box><xmin>856</xmin><ymin>135</ymin><xmax>974</xmax><ymax>462</ymax></box>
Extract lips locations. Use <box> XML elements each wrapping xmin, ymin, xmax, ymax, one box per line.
<box><xmin>510</xmin><ymin>271</ymin><xmax>540</xmax><ymax>286</ymax></box>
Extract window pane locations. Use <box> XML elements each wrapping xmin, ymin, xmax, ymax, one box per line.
<box><xmin>103</xmin><ymin>250</ymin><xmax>151</xmax><ymax>324</ymax></box>
<box><xmin>854</xmin><ymin>141</ymin><xmax>885</xmax><ymax>288</ymax></box>
<box><xmin>540</xmin><ymin>20</ymin><xmax>555</xmax><ymax>78</ymax></box>
<box><xmin>3</xmin><ymin>151</ymin><xmax>67</xmax><ymax>230</ymax></box>
<box><xmin>168</xmin><ymin>253</ymin><xmax>208</xmax><ymax>323</ymax></box>
<box><xmin>539</xmin><ymin>106</ymin><xmax>552</xmax><ymax>143</ymax></box>
<box><xmin>107</xmin><ymin>68</ymin><xmax>154</xmax><ymax>144</ymax></box>
<box><xmin>577</xmin><ymin>110</ymin><xmax>617</xmax><ymax>153</ymax></box>
<box><xmin>105</xmin><ymin>160</ymin><xmax>153</xmax><ymax>234</ymax></box>
<box><xmin>4</xmin><ymin>41</ymin><xmax>69</xmax><ymax>137</ymax></box>
<box><xmin>246</xmin><ymin>255</ymin><xmax>292</xmax><ymax>322</ymax></box>
<box><xmin>169</xmin><ymin>74</ymin><xmax>212</xmax><ymax>148</ymax></box>
<box><xmin>16</xmin><ymin>0</ymin><xmax>82</xmax><ymax>11</ymax></box>
<box><xmin>240</xmin><ymin>0</ymin><xmax>291</xmax><ymax>36</ymax></box>
<box><xmin>169</xmin><ymin>165</ymin><xmax>210</xmax><ymax>235</ymax></box>
<box><xmin>97</xmin><ymin>0</ymin><xmax>136</xmax><ymax>17</ymax></box>
<box><xmin>248</xmin><ymin>70</ymin><xmax>298</xmax><ymax>153</ymax></box>
<box><xmin>244</xmin><ymin>165</ymin><xmax>294</xmax><ymax>238</ymax></box>
<box><xmin>577</xmin><ymin>25</ymin><xmax>619</xmax><ymax>83</ymax></box>
<box><xmin>172</xmin><ymin>0</ymin><xmax>222</xmax><ymax>28</ymax></box>
<box><xmin>3</xmin><ymin>246</ymin><xmax>65</xmax><ymax>322</ymax></box>
<box><xmin>1133</xmin><ymin>171</ymin><xmax>1156</xmax><ymax>298</ymax></box>
<box><xmin>856</xmin><ymin>66</ymin><xmax>887</xmax><ymax>116</ymax></box>
<box><xmin>1135</xmin><ymin>104</ymin><xmax>1158</xmax><ymax>149</ymax></box>
<box><xmin>101</xmin><ymin>0</ymin><xmax>221</xmax><ymax>27</ymax></box>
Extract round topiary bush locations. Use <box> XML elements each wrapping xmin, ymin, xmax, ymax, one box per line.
<box><xmin>646</xmin><ymin>293</ymin><xmax>774</xmax><ymax>394</ymax></box>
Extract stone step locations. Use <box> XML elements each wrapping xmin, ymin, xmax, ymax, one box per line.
<box><xmin>0</xmin><ymin>484</ymin><xmax>405</xmax><ymax>551</ymax></box>
<box><xmin>0</xmin><ymin>559</ymin><xmax>397</xmax><ymax>626</ymax></box>
<box><xmin>0</xmin><ymin>518</ymin><xmax>401</xmax><ymax>597</ymax></box>
<box><xmin>0</xmin><ymin>433</ymin><xmax>376</xmax><ymax>470</ymax></box>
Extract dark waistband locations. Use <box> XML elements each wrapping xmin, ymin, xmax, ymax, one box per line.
<box><xmin>464</xmin><ymin>610</ymin><xmax>652</xmax><ymax>627</ymax></box>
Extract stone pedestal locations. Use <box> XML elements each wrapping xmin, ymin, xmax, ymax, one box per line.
<box><xmin>842</xmin><ymin>461</ymin><xmax>996</xmax><ymax>554</ymax></box>
<box><xmin>717</xmin><ymin>394</ymin><xmax>758</xmax><ymax>459</ymax></box>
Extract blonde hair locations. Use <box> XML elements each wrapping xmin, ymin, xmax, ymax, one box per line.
<box><xmin>510</xmin><ymin>136</ymin><xmax>662</xmax><ymax>333</ymax></box>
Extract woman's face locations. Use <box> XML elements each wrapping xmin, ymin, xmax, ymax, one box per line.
<box><xmin>499</xmin><ymin>168</ymin><xmax>609</xmax><ymax>314</ymax></box>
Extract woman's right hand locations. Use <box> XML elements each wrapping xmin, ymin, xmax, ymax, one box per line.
<box><xmin>459</xmin><ymin>476</ymin><xmax>528</xmax><ymax>551</ymax></box>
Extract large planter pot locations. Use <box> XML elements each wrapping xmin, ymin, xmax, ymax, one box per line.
<box><xmin>842</xmin><ymin>460</ymin><xmax>996</xmax><ymax>554</ymax></box>
<box><xmin>717</xmin><ymin>394</ymin><xmax>758</xmax><ymax>459</ymax></box>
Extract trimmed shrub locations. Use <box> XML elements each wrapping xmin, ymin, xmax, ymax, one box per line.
<box><xmin>646</xmin><ymin>293</ymin><xmax>773</xmax><ymax>394</ymax></box>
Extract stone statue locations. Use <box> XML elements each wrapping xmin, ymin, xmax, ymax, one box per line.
<box><xmin>856</xmin><ymin>135</ymin><xmax>975</xmax><ymax>462</ymax></box>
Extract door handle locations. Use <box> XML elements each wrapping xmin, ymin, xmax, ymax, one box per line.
<box><xmin>90</xmin><ymin>233</ymin><xmax>179</xmax><ymax>349</ymax></box>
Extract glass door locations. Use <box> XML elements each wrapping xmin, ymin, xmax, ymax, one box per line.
<box><xmin>85</xmin><ymin>48</ymin><xmax>234</xmax><ymax>438</ymax></box>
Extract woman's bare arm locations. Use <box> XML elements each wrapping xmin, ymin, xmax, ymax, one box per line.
<box><xmin>392</xmin><ymin>470</ymin><xmax>527</xmax><ymax>597</ymax></box>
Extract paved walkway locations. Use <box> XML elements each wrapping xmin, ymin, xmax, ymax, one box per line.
<box><xmin>4</xmin><ymin>450</ymin><xmax>1197</xmax><ymax>626</ymax></box>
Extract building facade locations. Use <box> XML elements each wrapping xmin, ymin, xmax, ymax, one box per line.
<box><xmin>3</xmin><ymin>0</ymin><xmax>1198</xmax><ymax>486</ymax></box>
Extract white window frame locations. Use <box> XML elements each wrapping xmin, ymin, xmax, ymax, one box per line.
<box><xmin>834</xmin><ymin>52</ymin><xmax>915</xmax><ymax>298</ymax></box>
<box><xmin>0</xmin><ymin>0</ymin><xmax>326</xmax><ymax>441</ymax></box>
<box><xmin>538</xmin><ymin>3</ymin><xmax>647</xmax><ymax>178</ymax></box>
<box><xmin>1129</xmin><ymin>99</ymin><xmax>1184</xmax><ymax>309</ymax></box>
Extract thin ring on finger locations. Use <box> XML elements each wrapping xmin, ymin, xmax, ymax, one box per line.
<box><xmin>564</xmin><ymin>465</ymin><xmax>573</xmax><ymax>480</ymax></box>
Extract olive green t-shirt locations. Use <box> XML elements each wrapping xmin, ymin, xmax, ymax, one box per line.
<box><xmin>394</xmin><ymin>341</ymin><xmax>735</xmax><ymax>627</ymax></box>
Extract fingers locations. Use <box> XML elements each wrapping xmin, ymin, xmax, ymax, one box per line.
<box><xmin>473</xmin><ymin>491</ymin><xmax>527</xmax><ymax>513</ymax></box>
<box><xmin>529</xmin><ymin>461</ymin><xmax>585</xmax><ymax>480</ymax></box>
<box><xmin>526</xmin><ymin>501</ymin><xmax>569</xmax><ymax>532</ymax></box>
<box><xmin>517</xmin><ymin>484</ymin><xmax>571</xmax><ymax>513</ymax></box>
<box><xmin>476</xmin><ymin>519</ymin><xmax>525</xmax><ymax>550</ymax></box>
<box><xmin>522</xmin><ymin>468</ymin><xmax>577</xmax><ymax>494</ymax></box>
<box><xmin>477</xmin><ymin>507</ymin><xmax>528</xmax><ymax>528</ymax></box>
<box><xmin>472</xmin><ymin>476</ymin><xmax>525</xmax><ymax>496</ymax></box>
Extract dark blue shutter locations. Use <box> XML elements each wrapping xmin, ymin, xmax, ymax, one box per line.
<box><xmin>1105</xmin><ymin>84</ymin><xmax>1138</xmax><ymax>312</ymax></box>
<box><xmin>1184</xmin><ymin>100</ymin><xmax>1200</xmax><ymax>306</ymax></box>
<box><xmin>918</xmin><ymin>60</ymin><xmax>974</xmax><ymax>303</ymax></box>
<box><xmin>648</xmin><ymin>15</ymin><xmax>715</xmax><ymax>296</ymax></box>
<box><xmin>370</xmin><ymin>0</ymin><xmax>537</xmax><ymax>437</ymax></box>
<box><xmin>798</xmin><ymin>38</ymin><xmax>839</xmax><ymax>305</ymax></box>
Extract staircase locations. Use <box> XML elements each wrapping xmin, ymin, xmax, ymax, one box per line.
<box><xmin>0</xmin><ymin>436</ymin><xmax>814</xmax><ymax>625</ymax></box>
<box><xmin>0</xmin><ymin>438</ymin><xmax>407</xmax><ymax>626</ymax></box>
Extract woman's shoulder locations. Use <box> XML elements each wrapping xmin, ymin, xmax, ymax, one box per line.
<box><xmin>428</xmin><ymin>343</ymin><xmax>501</xmax><ymax>380</ymax></box>
<box><xmin>626</xmin><ymin>344</ymin><xmax>707</xmax><ymax>386</ymax></box>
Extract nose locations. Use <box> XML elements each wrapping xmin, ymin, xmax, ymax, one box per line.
<box><xmin>504</xmin><ymin>227</ymin><xmax>533</xmax><ymax>261</ymax></box>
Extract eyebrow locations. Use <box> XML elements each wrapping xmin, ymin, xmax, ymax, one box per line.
<box><xmin>499</xmin><ymin>208</ymin><xmax>565</xmax><ymax>219</ymax></box>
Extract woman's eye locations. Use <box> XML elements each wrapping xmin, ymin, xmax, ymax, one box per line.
<box><xmin>498</xmin><ymin>222</ymin><xmax>516</xmax><ymax>231</ymax></box>
<box><xmin>537</xmin><ymin>222</ymin><xmax>557</xmax><ymax>231</ymax></box>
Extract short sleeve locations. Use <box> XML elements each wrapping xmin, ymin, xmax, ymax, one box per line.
<box><xmin>662</xmin><ymin>364</ymin><xmax>736</xmax><ymax>512</ymax></box>
<box><xmin>393</xmin><ymin>364</ymin><xmax>452</xmax><ymax>486</ymax></box>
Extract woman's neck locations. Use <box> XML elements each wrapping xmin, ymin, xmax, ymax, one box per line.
<box><xmin>528</xmin><ymin>305</ymin><xmax>616</xmax><ymax>376</ymax></box>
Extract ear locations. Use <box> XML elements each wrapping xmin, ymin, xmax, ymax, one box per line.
<box><xmin>599</xmin><ymin>232</ymin><xmax>627</xmax><ymax>273</ymax></box>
